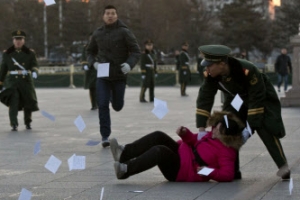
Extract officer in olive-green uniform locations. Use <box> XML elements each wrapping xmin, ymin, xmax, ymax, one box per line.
<box><xmin>196</xmin><ymin>45</ymin><xmax>290</xmax><ymax>180</ymax></box>
<box><xmin>0</xmin><ymin>30</ymin><xmax>39</xmax><ymax>131</ymax></box>
<box><xmin>139</xmin><ymin>39</ymin><xmax>157</xmax><ymax>103</ymax></box>
<box><xmin>81</xmin><ymin>35</ymin><xmax>97</xmax><ymax>110</ymax></box>
<box><xmin>179</xmin><ymin>42</ymin><xmax>191</xmax><ymax>96</ymax></box>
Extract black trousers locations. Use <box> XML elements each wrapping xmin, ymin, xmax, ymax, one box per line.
<box><xmin>120</xmin><ymin>131</ymin><xmax>180</xmax><ymax>181</ymax></box>
<box><xmin>89</xmin><ymin>87</ymin><xmax>97</xmax><ymax>108</ymax></box>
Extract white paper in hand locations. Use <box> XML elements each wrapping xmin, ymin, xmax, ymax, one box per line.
<box><xmin>97</xmin><ymin>63</ymin><xmax>110</xmax><ymax>77</ymax></box>
<box><xmin>74</xmin><ymin>115</ymin><xmax>86</xmax><ymax>133</ymax></box>
<box><xmin>151</xmin><ymin>98</ymin><xmax>169</xmax><ymax>119</ymax></box>
<box><xmin>231</xmin><ymin>94</ymin><xmax>243</xmax><ymax>111</ymax></box>
<box><xmin>246</xmin><ymin>121</ymin><xmax>252</xmax><ymax>136</ymax></box>
<box><xmin>44</xmin><ymin>0</ymin><xmax>56</xmax><ymax>6</ymax></box>
<box><xmin>289</xmin><ymin>178</ymin><xmax>293</xmax><ymax>195</ymax></box>
<box><xmin>18</xmin><ymin>188</ymin><xmax>32</xmax><ymax>200</ymax></box>
<box><xmin>45</xmin><ymin>155</ymin><xmax>62</xmax><ymax>174</ymax></box>
<box><xmin>197</xmin><ymin>167</ymin><xmax>214</xmax><ymax>176</ymax></box>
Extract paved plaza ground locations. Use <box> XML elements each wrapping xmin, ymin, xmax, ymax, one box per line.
<box><xmin>0</xmin><ymin>86</ymin><xmax>299</xmax><ymax>200</ymax></box>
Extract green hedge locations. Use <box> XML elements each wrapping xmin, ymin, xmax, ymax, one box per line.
<box><xmin>34</xmin><ymin>72</ymin><xmax>291</xmax><ymax>88</ymax></box>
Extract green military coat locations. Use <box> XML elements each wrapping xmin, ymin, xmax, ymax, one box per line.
<box><xmin>179</xmin><ymin>50</ymin><xmax>191</xmax><ymax>83</ymax></box>
<box><xmin>81</xmin><ymin>44</ymin><xmax>97</xmax><ymax>89</ymax></box>
<box><xmin>0</xmin><ymin>46</ymin><xmax>39</xmax><ymax>111</ymax></box>
<box><xmin>196</xmin><ymin>57</ymin><xmax>285</xmax><ymax>138</ymax></box>
<box><xmin>140</xmin><ymin>50</ymin><xmax>157</xmax><ymax>86</ymax></box>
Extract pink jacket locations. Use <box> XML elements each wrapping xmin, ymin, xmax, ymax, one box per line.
<box><xmin>176</xmin><ymin>128</ymin><xmax>237</xmax><ymax>182</ymax></box>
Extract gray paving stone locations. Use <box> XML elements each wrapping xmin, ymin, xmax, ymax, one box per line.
<box><xmin>0</xmin><ymin>87</ymin><xmax>299</xmax><ymax>200</ymax></box>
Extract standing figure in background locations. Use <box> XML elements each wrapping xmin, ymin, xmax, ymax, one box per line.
<box><xmin>81</xmin><ymin>33</ymin><xmax>97</xmax><ymax>110</ymax></box>
<box><xmin>179</xmin><ymin>42</ymin><xmax>191</xmax><ymax>96</ymax></box>
<box><xmin>0</xmin><ymin>30</ymin><xmax>39</xmax><ymax>131</ymax></box>
<box><xmin>275</xmin><ymin>48</ymin><xmax>292</xmax><ymax>92</ymax></box>
<box><xmin>86</xmin><ymin>5</ymin><xmax>141</xmax><ymax>147</ymax></box>
<box><xmin>139</xmin><ymin>39</ymin><xmax>157</xmax><ymax>103</ymax></box>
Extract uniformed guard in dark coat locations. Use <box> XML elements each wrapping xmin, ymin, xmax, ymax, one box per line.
<box><xmin>179</xmin><ymin>42</ymin><xmax>191</xmax><ymax>96</ymax></box>
<box><xmin>0</xmin><ymin>30</ymin><xmax>39</xmax><ymax>131</ymax></box>
<box><xmin>196</xmin><ymin>45</ymin><xmax>290</xmax><ymax>180</ymax></box>
<box><xmin>139</xmin><ymin>39</ymin><xmax>157</xmax><ymax>103</ymax></box>
<box><xmin>81</xmin><ymin>35</ymin><xmax>97</xmax><ymax>110</ymax></box>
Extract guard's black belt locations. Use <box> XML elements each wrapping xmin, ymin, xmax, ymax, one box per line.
<box><xmin>191</xmin><ymin>146</ymin><xmax>207</xmax><ymax>166</ymax></box>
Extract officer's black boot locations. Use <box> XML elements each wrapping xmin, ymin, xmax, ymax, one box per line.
<box><xmin>11</xmin><ymin>125</ymin><xmax>18</xmax><ymax>131</ymax></box>
<box><xmin>234</xmin><ymin>152</ymin><xmax>242</xmax><ymax>179</ymax></box>
<box><xmin>26</xmin><ymin>124</ymin><xmax>32</xmax><ymax>130</ymax></box>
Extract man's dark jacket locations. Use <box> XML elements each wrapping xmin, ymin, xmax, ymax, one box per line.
<box><xmin>86</xmin><ymin>19</ymin><xmax>141</xmax><ymax>80</ymax></box>
<box><xmin>275</xmin><ymin>54</ymin><xmax>292</xmax><ymax>75</ymax></box>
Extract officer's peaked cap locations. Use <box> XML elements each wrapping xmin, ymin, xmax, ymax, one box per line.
<box><xmin>199</xmin><ymin>45</ymin><xmax>231</xmax><ymax>67</ymax></box>
<box><xmin>12</xmin><ymin>30</ymin><xmax>26</xmax><ymax>38</ymax></box>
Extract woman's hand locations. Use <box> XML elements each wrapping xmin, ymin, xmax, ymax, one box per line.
<box><xmin>176</xmin><ymin>126</ymin><xmax>186</xmax><ymax>137</ymax></box>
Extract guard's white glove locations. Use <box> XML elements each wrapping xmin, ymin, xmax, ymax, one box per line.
<box><xmin>141</xmin><ymin>75</ymin><xmax>145</xmax><ymax>79</ymax></box>
<box><xmin>242</xmin><ymin>128</ymin><xmax>251</xmax><ymax>144</ymax></box>
<box><xmin>93</xmin><ymin>62</ymin><xmax>100</xmax><ymax>70</ymax></box>
<box><xmin>32</xmin><ymin>72</ymin><xmax>37</xmax><ymax>79</ymax></box>
<box><xmin>197</xmin><ymin>131</ymin><xmax>207</xmax><ymax>141</ymax></box>
<box><xmin>121</xmin><ymin>63</ymin><xmax>131</xmax><ymax>74</ymax></box>
<box><xmin>83</xmin><ymin>65</ymin><xmax>89</xmax><ymax>71</ymax></box>
<box><xmin>22</xmin><ymin>70</ymin><xmax>28</xmax><ymax>75</ymax></box>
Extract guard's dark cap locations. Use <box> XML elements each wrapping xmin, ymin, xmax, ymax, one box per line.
<box><xmin>12</xmin><ymin>30</ymin><xmax>26</xmax><ymax>38</ymax></box>
<box><xmin>199</xmin><ymin>45</ymin><xmax>231</xmax><ymax>67</ymax></box>
<box><xmin>144</xmin><ymin>39</ymin><xmax>153</xmax><ymax>45</ymax></box>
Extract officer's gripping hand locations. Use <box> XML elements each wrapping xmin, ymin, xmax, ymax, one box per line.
<box><xmin>121</xmin><ymin>63</ymin><xmax>131</xmax><ymax>74</ymax></box>
<box><xmin>242</xmin><ymin>128</ymin><xmax>251</xmax><ymax>144</ymax></box>
<box><xmin>93</xmin><ymin>62</ymin><xmax>100</xmax><ymax>70</ymax></box>
<box><xmin>176</xmin><ymin>126</ymin><xmax>187</xmax><ymax>137</ymax></box>
<box><xmin>141</xmin><ymin>75</ymin><xmax>145</xmax><ymax>79</ymax></box>
<box><xmin>32</xmin><ymin>72</ymin><xmax>38</xmax><ymax>79</ymax></box>
<box><xmin>83</xmin><ymin>65</ymin><xmax>89</xmax><ymax>71</ymax></box>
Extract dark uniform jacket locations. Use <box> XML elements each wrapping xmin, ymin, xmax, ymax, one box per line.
<box><xmin>140</xmin><ymin>49</ymin><xmax>157</xmax><ymax>84</ymax></box>
<box><xmin>179</xmin><ymin>50</ymin><xmax>191</xmax><ymax>83</ymax></box>
<box><xmin>0</xmin><ymin>45</ymin><xmax>39</xmax><ymax>111</ymax></box>
<box><xmin>196</xmin><ymin>57</ymin><xmax>285</xmax><ymax>138</ymax></box>
<box><xmin>275</xmin><ymin>54</ymin><xmax>292</xmax><ymax>75</ymax></box>
<box><xmin>81</xmin><ymin>44</ymin><xmax>96</xmax><ymax>89</ymax></box>
<box><xmin>86</xmin><ymin>19</ymin><xmax>141</xmax><ymax>81</ymax></box>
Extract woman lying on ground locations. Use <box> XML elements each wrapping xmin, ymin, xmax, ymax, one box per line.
<box><xmin>110</xmin><ymin>111</ymin><xmax>244</xmax><ymax>182</ymax></box>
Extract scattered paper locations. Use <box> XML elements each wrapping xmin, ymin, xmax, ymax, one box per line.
<box><xmin>100</xmin><ymin>187</ymin><xmax>104</xmax><ymax>200</ymax></box>
<box><xmin>74</xmin><ymin>115</ymin><xmax>86</xmax><ymax>133</ymax></box>
<box><xmin>68</xmin><ymin>154</ymin><xmax>86</xmax><ymax>171</ymax></box>
<box><xmin>44</xmin><ymin>0</ymin><xmax>56</xmax><ymax>6</ymax></box>
<box><xmin>41</xmin><ymin>110</ymin><xmax>55</xmax><ymax>121</ymax></box>
<box><xmin>128</xmin><ymin>191</ymin><xmax>144</xmax><ymax>193</ymax></box>
<box><xmin>97</xmin><ymin>63</ymin><xmax>110</xmax><ymax>77</ymax></box>
<box><xmin>86</xmin><ymin>140</ymin><xmax>101</xmax><ymax>146</ymax></box>
<box><xmin>246</xmin><ymin>121</ymin><xmax>252</xmax><ymax>136</ymax></box>
<box><xmin>289</xmin><ymin>178</ymin><xmax>293</xmax><ymax>195</ymax></box>
<box><xmin>44</xmin><ymin>155</ymin><xmax>62</xmax><ymax>174</ymax></box>
<box><xmin>230</xmin><ymin>94</ymin><xmax>243</xmax><ymax>111</ymax></box>
<box><xmin>197</xmin><ymin>167</ymin><xmax>214</xmax><ymax>176</ymax></box>
<box><xmin>151</xmin><ymin>98</ymin><xmax>169</xmax><ymax>119</ymax></box>
<box><xmin>197</xmin><ymin>131</ymin><xmax>207</xmax><ymax>141</ymax></box>
<box><xmin>34</xmin><ymin>141</ymin><xmax>41</xmax><ymax>155</ymax></box>
<box><xmin>224</xmin><ymin>115</ymin><xmax>229</xmax><ymax>128</ymax></box>
<box><xmin>18</xmin><ymin>188</ymin><xmax>32</xmax><ymax>200</ymax></box>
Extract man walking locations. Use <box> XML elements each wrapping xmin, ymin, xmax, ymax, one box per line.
<box><xmin>0</xmin><ymin>30</ymin><xmax>39</xmax><ymax>131</ymax></box>
<box><xmin>275</xmin><ymin>48</ymin><xmax>292</xmax><ymax>92</ymax></box>
<box><xmin>87</xmin><ymin>5</ymin><xmax>141</xmax><ymax>147</ymax></box>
